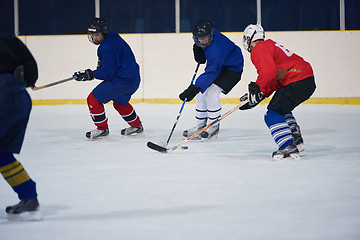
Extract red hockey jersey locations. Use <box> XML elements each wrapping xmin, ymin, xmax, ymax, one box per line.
<box><xmin>250</xmin><ymin>39</ymin><xmax>314</xmax><ymax>97</ymax></box>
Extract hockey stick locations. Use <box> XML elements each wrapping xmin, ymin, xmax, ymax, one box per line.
<box><xmin>165</xmin><ymin>63</ymin><xmax>201</xmax><ymax>145</ymax></box>
<box><xmin>32</xmin><ymin>76</ymin><xmax>75</xmax><ymax>91</ymax></box>
<box><xmin>147</xmin><ymin>98</ymin><xmax>249</xmax><ymax>153</ymax></box>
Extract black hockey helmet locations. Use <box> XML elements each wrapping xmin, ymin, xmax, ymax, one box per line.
<box><xmin>87</xmin><ymin>18</ymin><xmax>108</xmax><ymax>44</ymax></box>
<box><xmin>192</xmin><ymin>19</ymin><xmax>214</xmax><ymax>48</ymax></box>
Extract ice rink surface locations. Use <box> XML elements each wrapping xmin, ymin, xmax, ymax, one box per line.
<box><xmin>0</xmin><ymin>103</ymin><xmax>359</xmax><ymax>240</ymax></box>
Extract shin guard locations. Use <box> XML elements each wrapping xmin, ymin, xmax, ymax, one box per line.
<box><xmin>264</xmin><ymin>109</ymin><xmax>294</xmax><ymax>149</ymax></box>
<box><xmin>284</xmin><ymin>112</ymin><xmax>298</xmax><ymax>133</ymax></box>
<box><xmin>0</xmin><ymin>152</ymin><xmax>37</xmax><ymax>200</ymax></box>
<box><xmin>113</xmin><ymin>102</ymin><xmax>142</xmax><ymax>128</ymax></box>
<box><xmin>87</xmin><ymin>92</ymin><xmax>108</xmax><ymax>130</ymax></box>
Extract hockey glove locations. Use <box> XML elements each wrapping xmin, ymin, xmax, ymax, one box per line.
<box><xmin>73</xmin><ymin>69</ymin><xmax>94</xmax><ymax>81</ymax></box>
<box><xmin>179</xmin><ymin>84</ymin><xmax>201</xmax><ymax>102</ymax></box>
<box><xmin>193</xmin><ymin>44</ymin><xmax>206</xmax><ymax>64</ymax></box>
<box><xmin>239</xmin><ymin>82</ymin><xmax>265</xmax><ymax>110</ymax></box>
<box><xmin>239</xmin><ymin>93</ymin><xmax>252</xmax><ymax>110</ymax></box>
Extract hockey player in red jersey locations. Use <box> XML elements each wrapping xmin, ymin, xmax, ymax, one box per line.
<box><xmin>73</xmin><ymin>18</ymin><xmax>143</xmax><ymax>139</ymax></box>
<box><xmin>240</xmin><ymin>24</ymin><xmax>316</xmax><ymax>160</ymax></box>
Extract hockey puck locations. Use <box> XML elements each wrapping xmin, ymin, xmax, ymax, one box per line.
<box><xmin>181</xmin><ymin>146</ymin><xmax>188</xmax><ymax>149</ymax></box>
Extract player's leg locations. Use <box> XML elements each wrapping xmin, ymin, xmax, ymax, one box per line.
<box><xmin>284</xmin><ymin>112</ymin><xmax>304</xmax><ymax>151</ymax></box>
<box><xmin>0</xmin><ymin>90</ymin><xmax>41</xmax><ymax>220</ymax></box>
<box><xmin>183</xmin><ymin>91</ymin><xmax>207</xmax><ymax>139</ymax></box>
<box><xmin>266</xmin><ymin>86</ymin><xmax>298</xmax><ymax>159</ymax></box>
<box><xmin>93</xmin><ymin>77</ymin><xmax>143</xmax><ymax>137</ymax></box>
<box><xmin>264</xmin><ymin>109</ymin><xmax>299</xmax><ymax>159</ymax></box>
<box><xmin>0</xmin><ymin>151</ymin><xmax>41</xmax><ymax>220</ymax></box>
<box><xmin>85</xmin><ymin>92</ymin><xmax>109</xmax><ymax>139</ymax></box>
<box><xmin>201</xmin><ymin>84</ymin><xmax>222</xmax><ymax>139</ymax></box>
<box><xmin>266</xmin><ymin>77</ymin><xmax>316</xmax><ymax>159</ymax></box>
<box><xmin>113</xmin><ymin>101</ymin><xmax>144</xmax><ymax>136</ymax></box>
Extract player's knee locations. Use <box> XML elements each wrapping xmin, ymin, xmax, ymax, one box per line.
<box><xmin>264</xmin><ymin>109</ymin><xmax>285</xmax><ymax>127</ymax></box>
<box><xmin>87</xmin><ymin>92</ymin><xmax>100</xmax><ymax>105</ymax></box>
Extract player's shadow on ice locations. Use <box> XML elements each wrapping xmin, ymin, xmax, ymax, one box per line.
<box><xmin>45</xmin><ymin>205</ymin><xmax>217</xmax><ymax>221</ymax></box>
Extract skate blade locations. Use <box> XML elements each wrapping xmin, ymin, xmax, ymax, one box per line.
<box><xmin>272</xmin><ymin>152</ymin><xmax>301</xmax><ymax>161</ymax></box>
<box><xmin>201</xmin><ymin>135</ymin><xmax>218</xmax><ymax>142</ymax></box>
<box><xmin>7</xmin><ymin>211</ymin><xmax>43</xmax><ymax>221</ymax></box>
<box><xmin>272</xmin><ymin>154</ymin><xmax>284</xmax><ymax>160</ymax></box>
<box><xmin>290</xmin><ymin>152</ymin><xmax>301</xmax><ymax>160</ymax></box>
<box><xmin>123</xmin><ymin>132</ymin><xmax>145</xmax><ymax>138</ymax></box>
<box><xmin>87</xmin><ymin>134</ymin><xmax>110</xmax><ymax>141</ymax></box>
<box><xmin>296</xmin><ymin>143</ymin><xmax>305</xmax><ymax>152</ymax></box>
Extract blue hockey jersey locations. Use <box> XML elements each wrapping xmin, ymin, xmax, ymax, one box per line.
<box><xmin>93</xmin><ymin>32</ymin><xmax>140</xmax><ymax>84</ymax></box>
<box><xmin>194</xmin><ymin>29</ymin><xmax>244</xmax><ymax>92</ymax></box>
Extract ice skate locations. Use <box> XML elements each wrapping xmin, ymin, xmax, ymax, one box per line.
<box><xmin>183</xmin><ymin>126</ymin><xmax>204</xmax><ymax>140</ymax></box>
<box><xmin>86</xmin><ymin>128</ymin><xmax>109</xmax><ymax>140</ymax></box>
<box><xmin>121</xmin><ymin>124</ymin><xmax>144</xmax><ymax>137</ymax></box>
<box><xmin>272</xmin><ymin>143</ymin><xmax>300</xmax><ymax>160</ymax></box>
<box><xmin>201</xmin><ymin>124</ymin><xmax>219</xmax><ymax>141</ymax></box>
<box><xmin>292</xmin><ymin>125</ymin><xmax>304</xmax><ymax>152</ymax></box>
<box><xmin>6</xmin><ymin>197</ymin><xmax>42</xmax><ymax>221</ymax></box>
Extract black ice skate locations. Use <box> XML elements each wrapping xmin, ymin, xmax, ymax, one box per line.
<box><xmin>272</xmin><ymin>143</ymin><xmax>300</xmax><ymax>160</ymax></box>
<box><xmin>6</xmin><ymin>197</ymin><xmax>42</xmax><ymax>221</ymax></box>
<box><xmin>183</xmin><ymin>126</ymin><xmax>204</xmax><ymax>140</ymax></box>
<box><xmin>86</xmin><ymin>128</ymin><xmax>109</xmax><ymax>140</ymax></box>
<box><xmin>121</xmin><ymin>124</ymin><xmax>144</xmax><ymax>137</ymax></box>
<box><xmin>201</xmin><ymin>124</ymin><xmax>219</xmax><ymax>140</ymax></box>
<box><xmin>292</xmin><ymin>125</ymin><xmax>304</xmax><ymax>152</ymax></box>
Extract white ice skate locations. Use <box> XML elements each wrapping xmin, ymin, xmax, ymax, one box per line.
<box><xmin>86</xmin><ymin>128</ymin><xmax>109</xmax><ymax>140</ymax></box>
<box><xmin>182</xmin><ymin>126</ymin><xmax>204</xmax><ymax>140</ymax></box>
<box><xmin>272</xmin><ymin>143</ymin><xmax>300</xmax><ymax>160</ymax></box>
<box><xmin>201</xmin><ymin>124</ymin><xmax>219</xmax><ymax>141</ymax></box>
<box><xmin>121</xmin><ymin>124</ymin><xmax>144</xmax><ymax>137</ymax></box>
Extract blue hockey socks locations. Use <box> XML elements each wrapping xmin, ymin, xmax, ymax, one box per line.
<box><xmin>264</xmin><ymin>109</ymin><xmax>294</xmax><ymax>149</ymax></box>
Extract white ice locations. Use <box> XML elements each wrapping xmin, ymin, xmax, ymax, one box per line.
<box><xmin>0</xmin><ymin>103</ymin><xmax>359</xmax><ymax>240</ymax></box>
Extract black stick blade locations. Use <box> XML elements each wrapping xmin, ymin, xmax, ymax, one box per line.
<box><xmin>147</xmin><ymin>141</ymin><xmax>168</xmax><ymax>153</ymax></box>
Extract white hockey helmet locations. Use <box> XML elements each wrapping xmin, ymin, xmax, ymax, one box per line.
<box><xmin>242</xmin><ymin>24</ymin><xmax>265</xmax><ymax>52</ymax></box>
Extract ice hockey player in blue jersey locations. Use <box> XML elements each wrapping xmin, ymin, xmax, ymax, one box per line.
<box><xmin>179</xmin><ymin>20</ymin><xmax>244</xmax><ymax>140</ymax></box>
<box><xmin>0</xmin><ymin>35</ymin><xmax>42</xmax><ymax>221</ymax></box>
<box><xmin>73</xmin><ymin>18</ymin><xmax>144</xmax><ymax>139</ymax></box>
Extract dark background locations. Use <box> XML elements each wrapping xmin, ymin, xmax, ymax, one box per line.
<box><xmin>1</xmin><ymin>0</ymin><xmax>359</xmax><ymax>35</ymax></box>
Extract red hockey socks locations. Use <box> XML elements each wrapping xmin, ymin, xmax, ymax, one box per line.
<box><xmin>87</xmin><ymin>92</ymin><xmax>108</xmax><ymax>130</ymax></box>
<box><xmin>113</xmin><ymin>102</ymin><xmax>142</xmax><ymax>128</ymax></box>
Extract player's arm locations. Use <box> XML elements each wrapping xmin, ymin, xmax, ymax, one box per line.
<box><xmin>93</xmin><ymin>44</ymin><xmax>118</xmax><ymax>81</ymax></box>
<box><xmin>251</xmin><ymin>45</ymin><xmax>278</xmax><ymax>97</ymax></box>
<box><xmin>16</xmin><ymin>37</ymin><xmax>38</xmax><ymax>88</ymax></box>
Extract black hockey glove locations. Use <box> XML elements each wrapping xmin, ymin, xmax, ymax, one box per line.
<box><xmin>239</xmin><ymin>93</ymin><xmax>251</xmax><ymax>110</ymax></box>
<box><xmin>239</xmin><ymin>82</ymin><xmax>265</xmax><ymax>110</ymax></box>
<box><xmin>179</xmin><ymin>84</ymin><xmax>201</xmax><ymax>102</ymax></box>
<box><xmin>193</xmin><ymin>44</ymin><xmax>206</xmax><ymax>64</ymax></box>
<box><xmin>73</xmin><ymin>69</ymin><xmax>94</xmax><ymax>81</ymax></box>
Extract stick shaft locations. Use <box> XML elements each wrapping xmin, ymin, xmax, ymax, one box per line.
<box><xmin>32</xmin><ymin>77</ymin><xmax>74</xmax><ymax>90</ymax></box>
<box><xmin>165</xmin><ymin>63</ymin><xmax>200</xmax><ymax>145</ymax></box>
<box><xmin>168</xmin><ymin>99</ymin><xmax>249</xmax><ymax>152</ymax></box>
<box><xmin>146</xmin><ymin>98</ymin><xmax>249</xmax><ymax>153</ymax></box>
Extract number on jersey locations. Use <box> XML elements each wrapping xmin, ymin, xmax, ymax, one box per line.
<box><xmin>275</xmin><ymin>43</ymin><xmax>293</xmax><ymax>57</ymax></box>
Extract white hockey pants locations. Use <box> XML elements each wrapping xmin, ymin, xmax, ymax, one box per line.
<box><xmin>194</xmin><ymin>84</ymin><xmax>222</xmax><ymax>128</ymax></box>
